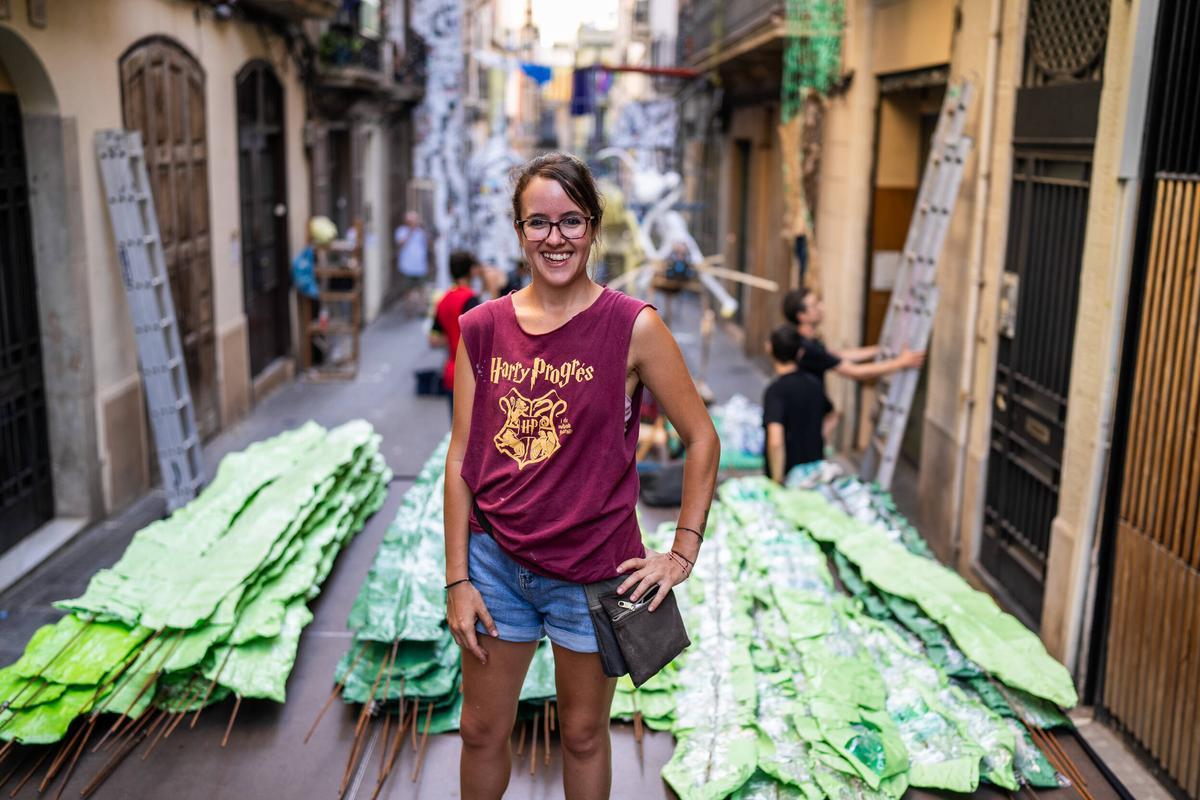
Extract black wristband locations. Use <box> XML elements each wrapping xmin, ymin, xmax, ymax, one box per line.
<box><xmin>444</xmin><ymin>578</ymin><xmax>471</xmax><ymax>590</ymax></box>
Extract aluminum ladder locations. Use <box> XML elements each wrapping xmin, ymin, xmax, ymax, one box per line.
<box><xmin>95</xmin><ymin>129</ymin><xmax>204</xmax><ymax>510</ymax></box>
<box><xmin>859</xmin><ymin>82</ymin><xmax>973</xmax><ymax>489</ymax></box>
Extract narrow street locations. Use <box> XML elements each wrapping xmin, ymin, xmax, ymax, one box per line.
<box><xmin>1</xmin><ymin>0</ymin><xmax>1195</xmax><ymax>798</ymax></box>
<box><xmin>0</xmin><ymin>300</ymin><xmax>1128</xmax><ymax>799</ymax></box>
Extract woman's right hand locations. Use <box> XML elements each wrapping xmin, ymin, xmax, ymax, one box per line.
<box><xmin>447</xmin><ymin>582</ymin><xmax>498</xmax><ymax>665</ymax></box>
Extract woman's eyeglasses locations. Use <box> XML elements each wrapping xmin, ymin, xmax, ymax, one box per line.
<box><xmin>516</xmin><ymin>215</ymin><xmax>593</xmax><ymax>241</ymax></box>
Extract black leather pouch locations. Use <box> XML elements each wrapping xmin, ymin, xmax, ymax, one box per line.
<box><xmin>584</xmin><ymin>577</ymin><xmax>629</xmax><ymax>678</ymax></box>
<box><xmin>585</xmin><ymin>577</ymin><xmax>690</xmax><ymax>687</ymax></box>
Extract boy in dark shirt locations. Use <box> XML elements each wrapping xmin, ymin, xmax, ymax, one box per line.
<box><xmin>781</xmin><ymin>288</ymin><xmax>925</xmax><ymax>439</ymax></box>
<box><xmin>763</xmin><ymin>325</ymin><xmax>827</xmax><ymax>483</ymax></box>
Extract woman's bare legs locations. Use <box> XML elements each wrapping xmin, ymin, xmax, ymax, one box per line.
<box><xmin>552</xmin><ymin>644</ymin><xmax>618</xmax><ymax>800</ymax></box>
<box><xmin>459</xmin><ymin>636</ymin><xmax>538</xmax><ymax>799</ymax></box>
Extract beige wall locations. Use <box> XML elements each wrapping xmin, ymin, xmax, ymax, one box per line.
<box><xmin>875</xmin><ymin>95</ymin><xmax>922</xmax><ymax>189</ymax></box>
<box><xmin>1</xmin><ymin>0</ymin><xmax>311</xmax><ymax>511</ymax></box>
<box><xmin>813</xmin><ymin>0</ymin><xmax>876</xmax><ymax>449</ymax></box>
<box><xmin>1039</xmin><ymin>0</ymin><xmax>1141</xmax><ymax>668</ymax></box>
<box><xmin>363</xmin><ymin>119</ymin><xmax>390</xmax><ymax>324</ymax></box>
<box><xmin>719</xmin><ymin>103</ymin><xmax>790</xmax><ymax>357</ymax></box>
<box><xmin>914</xmin><ymin>0</ymin><xmax>1011</xmax><ymax>560</ymax></box>
<box><xmin>949</xmin><ymin>0</ymin><xmax>1026</xmax><ymax>595</ymax></box>
<box><xmin>872</xmin><ymin>0</ymin><xmax>954</xmax><ymax>76</ymax></box>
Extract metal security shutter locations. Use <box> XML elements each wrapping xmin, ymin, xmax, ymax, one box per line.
<box><xmin>979</xmin><ymin>0</ymin><xmax>1109</xmax><ymax>628</ymax></box>
<box><xmin>0</xmin><ymin>92</ymin><xmax>53</xmax><ymax>553</ymax></box>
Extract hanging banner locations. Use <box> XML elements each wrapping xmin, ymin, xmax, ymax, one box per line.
<box><xmin>519</xmin><ymin>62</ymin><xmax>553</xmax><ymax>86</ymax></box>
<box><xmin>570</xmin><ymin>67</ymin><xmax>596</xmax><ymax>116</ymax></box>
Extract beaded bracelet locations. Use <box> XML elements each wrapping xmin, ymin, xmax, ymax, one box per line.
<box><xmin>670</xmin><ymin>549</ymin><xmax>695</xmax><ymax>568</ymax></box>
<box><xmin>667</xmin><ymin>551</ymin><xmax>692</xmax><ymax>576</ymax></box>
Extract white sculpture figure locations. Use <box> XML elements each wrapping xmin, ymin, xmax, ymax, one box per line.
<box><xmin>598</xmin><ymin>146</ymin><xmax>779</xmax><ymax>399</ymax></box>
<box><xmin>598</xmin><ymin>147</ymin><xmax>737</xmax><ymax>317</ymax></box>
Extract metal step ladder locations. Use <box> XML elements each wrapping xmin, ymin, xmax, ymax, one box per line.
<box><xmin>96</xmin><ymin>130</ymin><xmax>204</xmax><ymax>511</ymax></box>
<box><xmin>859</xmin><ymin>82</ymin><xmax>973</xmax><ymax>489</ymax></box>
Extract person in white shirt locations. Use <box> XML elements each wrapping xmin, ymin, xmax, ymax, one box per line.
<box><xmin>394</xmin><ymin>210</ymin><xmax>430</xmax><ymax>312</ymax></box>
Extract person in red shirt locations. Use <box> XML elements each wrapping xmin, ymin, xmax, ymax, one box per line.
<box><xmin>430</xmin><ymin>251</ymin><xmax>482</xmax><ymax>417</ymax></box>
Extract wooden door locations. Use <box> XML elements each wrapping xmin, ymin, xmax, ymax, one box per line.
<box><xmin>236</xmin><ymin>61</ymin><xmax>290</xmax><ymax>376</ymax></box>
<box><xmin>120</xmin><ymin>38</ymin><xmax>219</xmax><ymax>438</ymax></box>
<box><xmin>1097</xmin><ymin>1</ymin><xmax>1200</xmax><ymax>795</ymax></box>
<box><xmin>0</xmin><ymin>92</ymin><xmax>53</xmax><ymax>553</ymax></box>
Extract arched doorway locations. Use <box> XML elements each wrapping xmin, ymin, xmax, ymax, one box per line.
<box><xmin>120</xmin><ymin>37</ymin><xmax>219</xmax><ymax>438</ymax></box>
<box><xmin>0</xmin><ymin>90</ymin><xmax>54</xmax><ymax>552</ymax></box>
<box><xmin>236</xmin><ymin>60</ymin><xmax>290</xmax><ymax>376</ymax></box>
<box><xmin>0</xmin><ymin>26</ymin><xmax>101</xmax><ymax>563</ymax></box>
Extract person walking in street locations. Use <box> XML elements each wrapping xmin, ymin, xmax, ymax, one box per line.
<box><xmin>763</xmin><ymin>325</ymin><xmax>826</xmax><ymax>482</ymax></box>
<box><xmin>443</xmin><ymin>152</ymin><xmax>719</xmax><ymax>800</ymax></box>
<box><xmin>394</xmin><ymin>210</ymin><xmax>429</xmax><ymax>312</ymax></box>
<box><xmin>782</xmin><ymin>287</ymin><xmax>925</xmax><ymax>441</ymax></box>
<box><xmin>429</xmin><ymin>250</ymin><xmax>482</xmax><ymax>418</ymax></box>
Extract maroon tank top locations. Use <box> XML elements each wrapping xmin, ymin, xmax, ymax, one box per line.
<box><xmin>459</xmin><ymin>288</ymin><xmax>651</xmax><ymax>583</ymax></box>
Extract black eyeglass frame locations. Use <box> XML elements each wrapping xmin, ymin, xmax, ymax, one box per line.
<box><xmin>514</xmin><ymin>215</ymin><xmax>596</xmax><ymax>241</ymax></box>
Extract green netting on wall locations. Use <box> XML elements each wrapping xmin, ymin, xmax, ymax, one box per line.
<box><xmin>781</xmin><ymin>0</ymin><xmax>845</xmax><ymax>122</ymax></box>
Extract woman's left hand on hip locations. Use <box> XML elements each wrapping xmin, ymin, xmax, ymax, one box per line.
<box><xmin>615</xmin><ymin>549</ymin><xmax>688</xmax><ymax>612</ymax></box>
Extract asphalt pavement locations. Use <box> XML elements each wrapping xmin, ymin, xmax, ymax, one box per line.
<box><xmin>0</xmin><ymin>292</ymin><xmax>1118</xmax><ymax>799</ymax></box>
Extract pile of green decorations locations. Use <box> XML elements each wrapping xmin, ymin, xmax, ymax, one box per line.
<box><xmin>711</xmin><ymin>395</ymin><xmax>766</xmax><ymax>471</ymax></box>
<box><xmin>334</xmin><ymin>437</ymin><xmax>561</xmax><ymax>775</ymax></box>
<box><xmin>0</xmin><ymin>420</ymin><xmax>390</xmax><ymax>747</ymax></box>
<box><xmin>611</xmin><ymin>477</ymin><xmax>1073</xmax><ymax>799</ymax></box>
<box><xmin>330</xmin><ymin>439</ymin><xmax>1076</xmax><ymax>799</ymax></box>
<box><xmin>336</xmin><ymin>436</ymin><xmax>463</xmax><ymax>735</ymax></box>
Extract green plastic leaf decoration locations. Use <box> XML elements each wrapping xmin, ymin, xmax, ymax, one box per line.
<box><xmin>662</xmin><ymin>725</ymin><xmax>758</xmax><ymax>800</ymax></box>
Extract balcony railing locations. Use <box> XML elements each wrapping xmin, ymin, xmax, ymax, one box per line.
<box><xmin>677</xmin><ymin>0</ymin><xmax>784</xmax><ymax>67</ymax></box>
<box><xmin>239</xmin><ymin>0</ymin><xmax>338</xmax><ymax>20</ymax></box>
<box><xmin>391</xmin><ymin>35</ymin><xmax>427</xmax><ymax>102</ymax></box>
<box><xmin>317</xmin><ymin>28</ymin><xmax>386</xmax><ymax>89</ymax></box>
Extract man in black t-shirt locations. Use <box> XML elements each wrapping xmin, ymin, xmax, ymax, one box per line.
<box><xmin>782</xmin><ymin>288</ymin><xmax>925</xmax><ymax>439</ymax></box>
<box><xmin>763</xmin><ymin>326</ymin><xmax>826</xmax><ymax>482</ymax></box>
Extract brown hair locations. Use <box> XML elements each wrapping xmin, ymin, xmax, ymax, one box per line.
<box><xmin>511</xmin><ymin>152</ymin><xmax>605</xmax><ymax>234</ymax></box>
<box><xmin>782</xmin><ymin>287</ymin><xmax>817</xmax><ymax>325</ymax></box>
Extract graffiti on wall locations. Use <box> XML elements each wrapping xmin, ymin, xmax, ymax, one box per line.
<box><xmin>610</xmin><ymin>100</ymin><xmax>677</xmax><ymax>168</ymax></box>
<box><xmin>469</xmin><ymin>126</ymin><xmax>523</xmax><ymax>272</ymax></box>
<box><xmin>411</xmin><ymin>0</ymin><xmax>469</xmax><ymax>287</ymax></box>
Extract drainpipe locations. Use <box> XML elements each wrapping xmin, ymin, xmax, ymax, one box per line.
<box><xmin>949</xmin><ymin>0</ymin><xmax>1003</xmax><ymax>569</ymax></box>
<box><xmin>1065</xmin><ymin>0</ymin><xmax>1160</xmax><ymax>678</ymax></box>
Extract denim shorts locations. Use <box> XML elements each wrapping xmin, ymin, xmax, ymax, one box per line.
<box><xmin>468</xmin><ymin>532</ymin><xmax>598</xmax><ymax>653</ymax></box>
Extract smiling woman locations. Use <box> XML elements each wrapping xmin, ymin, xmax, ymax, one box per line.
<box><xmin>441</xmin><ymin>152</ymin><xmax>720</xmax><ymax>799</ymax></box>
<box><xmin>509</xmin><ymin>155</ymin><xmax>605</xmax><ymax>290</ymax></box>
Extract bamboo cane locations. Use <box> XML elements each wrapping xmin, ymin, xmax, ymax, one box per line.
<box><xmin>304</xmin><ymin>641</ymin><xmax>368</xmax><ymax>744</ymax></box>
<box><xmin>8</xmin><ymin>746</ymin><xmax>50</xmax><ymax>798</ymax></box>
<box><xmin>410</xmin><ymin>702</ymin><xmax>434</xmax><ymax>783</ymax></box>
<box><xmin>220</xmin><ymin>696</ymin><xmax>242</xmax><ymax>748</ymax></box>
<box><xmin>190</xmin><ymin>644</ymin><xmax>235</xmax><ymax>730</ymax></box>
